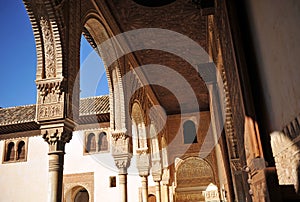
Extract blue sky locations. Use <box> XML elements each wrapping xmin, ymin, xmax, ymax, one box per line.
<box><xmin>0</xmin><ymin>0</ymin><xmax>108</xmax><ymax>108</ymax></box>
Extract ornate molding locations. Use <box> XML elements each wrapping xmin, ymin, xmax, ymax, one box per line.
<box><xmin>36</xmin><ymin>79</ymin><xmax>65</xmax><ymax>121</ymax></box>
<box><xmin>37</xmin><ymin>78</ymin><xmax>65</xmax><ymax>101</ymax></box>
<box><xmin>111</xmin><ymin>131</ymin><xmax>129</xmax><ymax>141</ymax></box>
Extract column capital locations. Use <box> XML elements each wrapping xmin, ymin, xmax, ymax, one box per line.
<box><xmin>152</xmin><ymin>159</ymin><xmax>162</xmax><ymax>181</ymax></box>
<box><xmin>161</xmin><ymin>168</ymin><xmax>170</xmax><ymax>185</ymax></box>
<box><xmin>42</xmin><ymin>126</ymin><xmax>72</xmax><ymax>152</ymax></box>
<box><xmin>137</xmin><ymin>152</ymin><xmax>150</xmax><ymax>177</ymax></box>
<box><xmin>113</xmin><ymin>153</ymin><xmax>132</xmax><ymax>174</ymax></box>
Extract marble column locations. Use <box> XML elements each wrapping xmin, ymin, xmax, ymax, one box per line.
<box><xmin>42</xmin><ymin>126</ymin><xmax>72</xmax><ymax>202</ymax></box>
<box><xmin>161</xmin><ymin>168</ymin><xmax>170</xmax><ymax>202</ymax></box>
<box><xmin>119</xmin><ymin>173</ymin><xmax>128</xmax><ymax>202</ymax></box>
<box><xmin>141</xmin><ymin>176</ymin><xmax>149</xmax><ymax>202</ymax></box>
<box><xmin>136</xmin><ymin>148</ymin><xmax>150</xmax><ymax>202</ymax></box>
<box><xmin>155</xmin><ymin>181</ymin><xmax>161</xmax><ymax>202</ymax></box>
<box><xmin>112</xmin><ymin>131</ymin><xmax>132</xmax><ymax>202</ymax></box>
<box><xmin>114</xmin><ymin>154</ymin><xmax>131</xmax><ymax>202</ymax></box>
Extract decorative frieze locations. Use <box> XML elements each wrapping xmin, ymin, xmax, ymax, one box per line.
<box><xmin>36</xmin><ymin>79</ymin><xmax>65</xmax><ymax>121</ymax></box>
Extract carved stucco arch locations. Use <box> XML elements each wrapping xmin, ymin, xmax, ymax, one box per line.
<box><xmin>23</xmin><ymin>0</ymin><xmax>68</xmax><ymax>80</ymax></box>
<box><xmin>175</xmin><ymin>156</ymin><xmax>216</xmax><ymax>188</ymax></box>
<box><xmin>81</xmin><ymin>12</ymin><xmax>127</xmax><ymax>131</ymax></box>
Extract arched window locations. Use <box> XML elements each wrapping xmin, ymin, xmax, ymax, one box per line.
<box><xmin>17</xmin><ymin>141</ymin><xmax>26</xmax><ymax>160</ymax></box>
<box><xmin>74</xmin><ymin>188</ymin><xmax>89</xmax><ymax>202</ymax></box>
<box><xmin>86</xmin><ymin>133</ymin><xmax>96</xmax><ymax>153</ymax></box>
<box><xmin>98</xmin><ymin>132</ymin><xmax>108</xmax><ymax>151</ymax></box>
<box><xmin>5</xmin><ymin>142</ymin><xmax>15</xmax><ymax>161</ymax></box>
<box><xmin>183</xmin><ymin>120</ymin><xmax>197</xmax><ymax>144</ymax></box>
<box><xmin>148</xmin><ymin>194</ymin><xmax>156</xmax><ymax>202</ymax></box>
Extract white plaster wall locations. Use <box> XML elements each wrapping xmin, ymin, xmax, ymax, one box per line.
<box><xmin>64</xmin><ymin>131</ymin><xmax>156</xmax><ymax>202</ymax></box>
<box><xmin>0</xmin><ymin>131</ymin><xmax>157</xmax><ymax>202</ymax></box>
<box><xmin>0</xmin><ymin>136</ymin><xmax>48</xmax><ymax>202</ymax></box>
<box><xmin>245</xmin><ymin>0</ymin><xmax>300</xmax><ymax>131</ymax></box>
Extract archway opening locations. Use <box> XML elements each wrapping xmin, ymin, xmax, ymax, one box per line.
<box><xmin>74</xmin><ymin>188</ymin><xmax>89</xmax><ymax>202</ymax></box>
<box><xmin>80</xmin><ymin>34</ymin><xmax>109</xmax><ymax>98</ymax></box>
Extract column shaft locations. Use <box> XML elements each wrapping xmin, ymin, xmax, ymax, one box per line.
<box><xmin>119</xmin><ymin>173</ymin><xmax>128</xmax><ymax>202</ymax></box>
<box><xmin>141</xmin><ymin>176</ymin><xmax>148</xmax><ymax>202</ymax></box>
<box><xmin>155</xmin><ymin>181</ymin><xmax>161</xmax><ymax>202</ymax></box>
<box><xmin>48</xmin><ymin>151</ymin><xmax>64</xmax><ymax>202</ymax></box>
<box><xmin>162</xmin><ymin>184</ymin><xmax>169</xmax><ymax>202</ymax></box>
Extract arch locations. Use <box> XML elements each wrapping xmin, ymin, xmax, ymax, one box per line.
<box><xmin>175</xmin><ymin>157</ymin><xmax>215</xmax><ymax>202</ymax></box>
<box><xmin>81</xmin><ymin>14</ymin><xmax>126</xmax><ymax>131</ymax></box>
<box><xmin>98</xmin><ymin>132</ymin><xmax>108</xmax><ymax>151</ymax></box>
<box><xmin>176</xmin><ymin>157</ymin><xmax>215</xmax><ymax>188</ymax></box>
<box><xmin>17</xmin><ymin>141</ymin><xmax>26</xmax><ymax>160</ymax></box>
<box><xmin>65</xmin><ymin>185</ymin><xmax>90</xmax><ymax>202</ymax></box>
<box><xmin>131</xmin><ymin>102</ymin><xmax>147</xmax><ymax>150</ymax></box>
<box><xmin>5</xmin><ymin>142</ymin><xmax>15</xmax><ymax>161</ymax></box>
<box><xmin>86</xmin><ymin>133</ymin><xmax>96</xmax><ymax>153</ymax></box>
<box><xmin>183</xmin><ymin>120</ymin><xmax>197</xmax><ymax>144</ymax></box>
<box><xmin>148</xmin><ymin>194</ymin><xmax>156</xmax><ymax>202</ymax></box>
<box><xmin>74</xmin><ymin>188</ymin><xmax>89</xmax><ymax>202</ymax></box>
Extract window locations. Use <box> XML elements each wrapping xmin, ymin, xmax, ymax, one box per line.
<box><xmin>5</xmin><ymin>142</ymin><xmax>15</xmax><ymax>161</ymax></box>
<box><xmin>109</xmin><ymin>176</ymin><xmax>116</xmax><ymax>188</ymax></box>
<box><xmin>17</xmin><ymin>141</ymin><xmax>26</xmax><ymax>160</ymax></box>
<box><xmin>3</xmin><ymin>139</ymin><xmax>28</xmax><ymax>163</ymax></box>
<box><xmin>86</xmin><ymin>133</ymin><xmax>96</xmax><ymax>153</ymax></box>
<box><xmin>183</xmin><ymin>120</ymin><xmax>198</xmax><ymax>144</ymax></box>
<box><xmin>85</xmin><ymin>131</ymin><xmax>109</xmax><ymax>154</ymax></box>
<box><xmin>98</xmin><ymin>132</ymin><xmax>108</xmax><ymax>151</ymax></box>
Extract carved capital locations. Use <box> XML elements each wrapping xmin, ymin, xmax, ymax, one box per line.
<box><xmin>151</xmin><ymin>159</ymin><xmax>162</xmax><ymax>180</ymax></box>
<box><xmin>42</xmin><ymin>127</ymin><xmax>72</xmax><ymax>151</ymax></box>
<box><xmin>113</xmin><ymin>153</ymin><xmax>132</xmax><ymax>174</ymax></box>
<box><xmin>162</xmin><ymin>168</ymin><xmax>170</xmax><ymax>185</ymax></box>
<box><xmin>136</xmin><ymin>152</ymin><xmax>150</xmax><ymax>177</ymax></box>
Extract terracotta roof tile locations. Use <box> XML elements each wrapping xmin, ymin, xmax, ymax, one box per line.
<box><xmin>0</xmin><ymin>95</ymin><xmax>109</xmax><ymax>126</ymax></box>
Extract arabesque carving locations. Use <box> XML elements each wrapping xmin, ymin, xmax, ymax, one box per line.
<box><xmin>40</xmin><ymin>17</ymin><xmax>56</xmax><ymax>78</ymax></box>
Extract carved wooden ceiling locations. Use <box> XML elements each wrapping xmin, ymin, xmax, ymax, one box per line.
<box><xmin>85</xmin><ymin>0</ymin><xmax>211</xmax><ymax>114</ymax></box>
